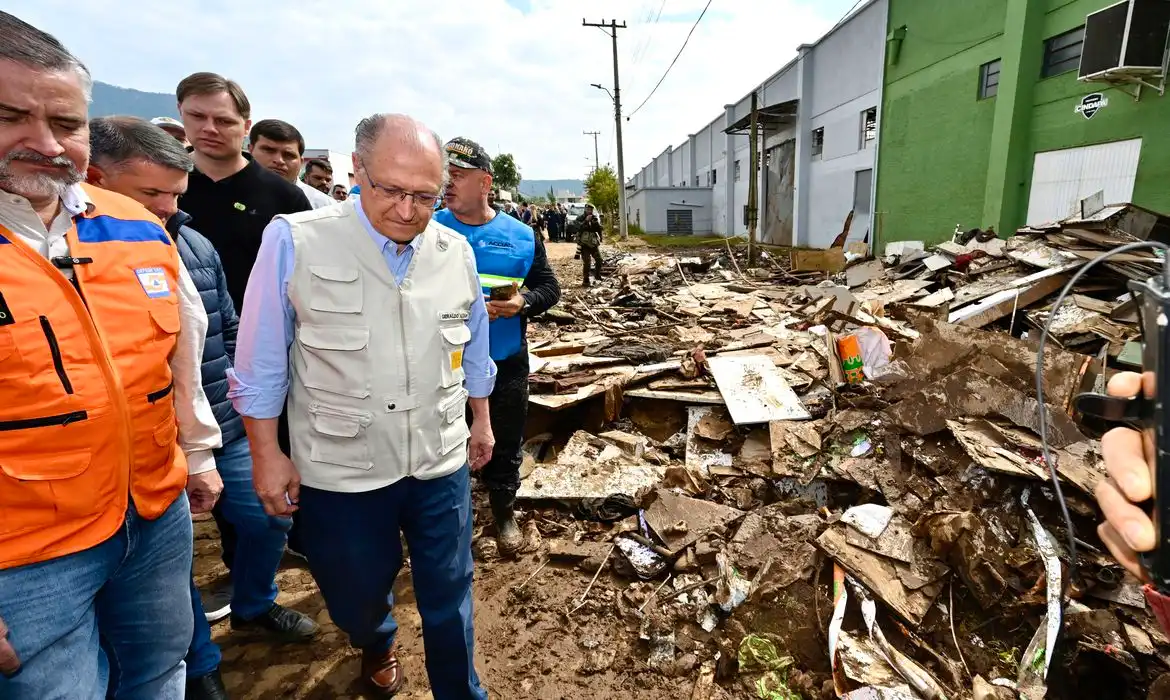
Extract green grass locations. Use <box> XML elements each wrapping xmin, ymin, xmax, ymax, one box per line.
<box><xmin>636</xmin><ymin>234</ymin><xmax>743</xmax><ymax>249</ymax></box>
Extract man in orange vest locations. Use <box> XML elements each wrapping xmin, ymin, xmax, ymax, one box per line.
<box><xmin>0</xmin><ymin>12</ymin><xmax>223</xmax><ymax>699</ymax></box>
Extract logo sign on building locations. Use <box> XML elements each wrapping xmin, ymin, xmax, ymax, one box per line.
<box><xmin>1075</xmin><ymin>93</ymin><xmax>1109</xmax><ymax>120</ymax></box>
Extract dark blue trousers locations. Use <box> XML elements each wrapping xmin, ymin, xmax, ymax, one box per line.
<box><xmin>298</xmin><ymin>466</ymin><xmax>486</xmax><ymax>700</ymax></box>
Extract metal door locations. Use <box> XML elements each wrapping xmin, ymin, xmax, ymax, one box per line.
<box><xmin>666</xmin><ymin>209</ymin><xmax>693</xmax><ymax>235</ymax></box>
<box><xmin>1026</xmin><ymin>138</ymin><xmax>1142</xmax><ymax>225</ymax></box>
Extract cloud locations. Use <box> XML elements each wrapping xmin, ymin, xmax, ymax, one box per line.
<box><xmin>6</xmin><ymin>0</ymin><xmax>852</xmax><ymax>179</ymax></box>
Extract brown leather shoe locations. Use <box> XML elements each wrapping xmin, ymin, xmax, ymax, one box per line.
<box><xmin>362</xmin><ymin>644</ymin><xmax>405</xmax><ymax>697</ymax></box>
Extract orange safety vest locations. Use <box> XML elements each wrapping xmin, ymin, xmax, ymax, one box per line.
<box><xmin>0</xmin><ymin>184</ymin><xmax>188</xmax><ymax>569</ymax></box>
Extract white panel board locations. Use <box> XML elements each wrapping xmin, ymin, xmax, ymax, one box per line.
<box><xmin>707</xmin><ymin>355</ymin><xmax>811</xmax><ymax>425</ymax></box>
<box><xmin>1026</xmin><ymin>138</ymin><xmax>1142</xmax><ymax>225</ymax></box>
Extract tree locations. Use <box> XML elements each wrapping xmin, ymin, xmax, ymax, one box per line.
<box><xmin>491</xmin><ymin>153</ymin><xmax>520</xmax><ymax>193</ymax></box>
<box><xmin>546</xmin><ymin>185</ymin><xmax>557</xmax><ymax>206</ymax></box>
<box><xmin>584</xmin><ymin>166</ymin><xmax>619</xmax><ymax>235</ymax></box>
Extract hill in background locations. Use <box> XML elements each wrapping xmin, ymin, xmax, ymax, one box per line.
<box><xmin>519</xmin><ymin>179</ymin><xmax>584</xmax><ymax>198</ymax></box>
<box><xmin>91</xmin><ymin>81</ymin><xmax>177</xmax><ymax>120</ymax></box>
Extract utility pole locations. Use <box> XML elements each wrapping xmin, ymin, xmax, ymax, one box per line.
<box><xmin>583</xmin><ymin>18</ymin><xmax>629</xmax><ymax>240</ymax></box>
<box><xmin>583</xmin><ymin>130</ymin><xmax>601</xmax><ymax>172</ymax></box>
<box><xmin>747</xmin><ymin>91</ymin><xmax>760</xmax><ymax>266</ymax></box>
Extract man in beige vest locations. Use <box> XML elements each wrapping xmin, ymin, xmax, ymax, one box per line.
<box><xmin>227</xmin><ymin>114</ymin><xmax>496</xmax><ymax>699</ymax></box>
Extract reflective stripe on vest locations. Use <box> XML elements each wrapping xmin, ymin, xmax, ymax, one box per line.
<box><xmin>0</xmin><ymin>184</ymin><xmax>186</xmax><ymax>569</ymax></box>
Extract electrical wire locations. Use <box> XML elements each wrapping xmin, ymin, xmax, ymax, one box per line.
<box><xmin>625</xmin><ymin>0</ymin><xmax>714</xmax><ymax>119</ymax></box>
<box><xmin>825</xmin><ymin>0</ymin><xmax>867</xmax><ymax>37</ymax></box>
<box><xmin>633</xmin><ymin>0</ymin><xmax>669</xmax><ymax>66</ymax></box>
<box><xmin>1036</xmin><ymin>241</ymin><xmax>1170</xmax><ymax>607</ymax></box>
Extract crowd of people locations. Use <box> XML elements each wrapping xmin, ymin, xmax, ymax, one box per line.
<box><xmin>0</xmin><ymin>11</ymin><xmax>566</xmax><ymax>700</ymax></box>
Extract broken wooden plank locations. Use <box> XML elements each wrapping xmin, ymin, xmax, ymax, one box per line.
<box><xmin>626</xmin><ymin>387</ymin><xmax>726</xmax><ymax>404</ymax></box>
<box><xmin>949</xmin><ymin>273</ymin><xmax>1070</xmax><ymax>329</ymax></box>
<box><xmin>908</xmin><ymin>287</ymin><xmax>954</xmax><ymax>308</ymax></box>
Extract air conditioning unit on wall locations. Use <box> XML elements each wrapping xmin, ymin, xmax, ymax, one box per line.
<box><xmin>1079</xmin><ymin>0</ymin><xmax>1170</xmax><ymax>94</ymax></box>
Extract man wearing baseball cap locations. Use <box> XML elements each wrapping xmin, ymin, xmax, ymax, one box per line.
<box><xmin>433</xmin><ymin>138</ymin><xmax>560</xmax><ymax>555</ymax></box>
<box><xmin>152</xmin><ymin>116</ymin><xmax>189</xmax><ymax>147</ymax></box>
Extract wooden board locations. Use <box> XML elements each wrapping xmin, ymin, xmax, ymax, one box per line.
<box><xmin>791</xmin><ymin>248</ymin><xmax>846</xmax><ymax>273</ymax></box>
<box><xmin>528</xmin><ymin>366</ymin><xmax>667</xmax><ymax>410</ymax></box>
<box><xmin>949</xmin><ymin>274</ymin><xmax>1070</xmax><ymax>328</ymax></box>
<box><xmin>707</xmin><ymin>355</ymin><xmax>811</xmax><ymax>425</ymax></box>
<box><xmin>626</xmin><ymin>388</ymin><xmax>726</xmax><ymax>404</ymax></box>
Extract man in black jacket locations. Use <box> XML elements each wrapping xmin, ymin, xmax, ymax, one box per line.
<box><xmin>88</xmin><ymin>116</ymin><xmax>318</xmax><ymax>700</ymax></box>
<box><xmin>434</xmin><ymin>137</ymin><xmax>561</xmax><ymax>554</ymax></box>
<box><xmin>578</xmin><ymin>204</ymin><xmax>604</xmax><ymax>286</ymax></box>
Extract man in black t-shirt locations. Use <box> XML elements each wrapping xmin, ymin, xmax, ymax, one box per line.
<box><xmin>176</xmin><ymin>72</ymin><xmax>310</xmax><ymax>310</ymax></box>
<box><xmin>174</xmin><ymin>72</ymin><xmax>314</xmax><ymax>699</ymax></box>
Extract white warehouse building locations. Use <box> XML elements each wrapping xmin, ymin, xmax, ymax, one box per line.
<box><xmin>626</xmin><ymin>0</ymin><xmax>886</xmax><ymax>248</ymax></box>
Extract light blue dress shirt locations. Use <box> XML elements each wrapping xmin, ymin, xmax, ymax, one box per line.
<box><xmin>227</xmin><ymin>200</ymin><xmax>497</xmax><ymax>419</ymax></box>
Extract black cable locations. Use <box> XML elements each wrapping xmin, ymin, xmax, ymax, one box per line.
<box><xmin>1036</xmin><ymin>241</ymin><xmax>1170</xmax><ymax>607</ymax></box>
<box><xmin>634</xmin><ymin>0</ymin><xmax>669</xmax><ymax>65</ymax></box>
<box><xmin>626</xmin><ymin>0</ymin><xmax>714</xmax><ymax>118</ymax></box>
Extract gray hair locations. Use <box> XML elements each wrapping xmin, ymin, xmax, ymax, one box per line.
<box><xmin>89</xmin><ymin>116</ymin><xmax>194</xmax><ymax>173</ymax></box>
<box><xmin>0</xmin><ymin>11</ymin><xmax>93</xmax><ymax>102</ymax></box>
<box><xmin>354</xmin><ymin>113</ymin><xmax>450</xmax><ymax>188</ymax></box>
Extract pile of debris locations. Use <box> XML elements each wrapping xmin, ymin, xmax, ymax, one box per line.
<box><xmin>505</xmin><ymin>205</ymin><xmax>1170</xmax><ymax>700</ymax></box>
<box><xmin>864</xmin><ymin>203</ymin><xmax>1170</xmax><ymax>365</ymax></box>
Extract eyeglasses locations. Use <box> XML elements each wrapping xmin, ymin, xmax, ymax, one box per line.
<box><xmin>358</xmin><ymin>157</ymin><xmax>441</xmax><ymax>209</ymax></box>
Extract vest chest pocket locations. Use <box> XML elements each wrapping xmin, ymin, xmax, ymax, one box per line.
<box><xmin>308</xmin><ymin>403</ymin><xmax>373</xmax><ymax>470</ymax></box>
<box><xmin>309</xmin><ymin>266</ymin><xmax>363</xmax><ymax>314</ymax></box>
<box><xmin>297</xmin><ymin>325</ymin><xmax>371</xmax><ymax>398</ymax></box>
<box><xmin>439</xmin><ymin>323</ymin><xmax>471</xmax><ymax>388</ymax></box>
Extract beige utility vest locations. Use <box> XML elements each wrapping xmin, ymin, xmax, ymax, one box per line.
<box><xmin>283</xmin><ymin>203</ymin><xmax>478</xmax><ymax>492</ymax></box>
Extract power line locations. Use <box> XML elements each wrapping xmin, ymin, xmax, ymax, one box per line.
<box><xmin>633</xmin><ymin>0</ymin><xmax>669</xmax><ymax>66</ymax></box>
<box><xmin>626</xmin><ymin>0</ymin><xmax>714</xmax><ymax>119</ymax></box>
<box><xmin>826</xmin><ymin>0</ymin><xmax>867</xmax><ymax>36</ymax></box>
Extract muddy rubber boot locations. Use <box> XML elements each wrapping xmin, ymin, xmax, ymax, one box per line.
<box><xmin>489</xmin><ymin>491</ymin><xmax>523</xmax><ymax>555</ymax></box>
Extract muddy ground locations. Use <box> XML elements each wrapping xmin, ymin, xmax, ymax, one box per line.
<box><xmin>197</xmin><ymin>501</ymin><xmax>709</xmax><ymax>700</ymax></box>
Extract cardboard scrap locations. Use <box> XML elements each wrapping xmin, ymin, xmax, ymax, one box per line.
<box><xmin>644</xmin><ymin>489</ymin><xmax>746</xmax><ymax>551</ymax></box>
<box><xmin>816</xmin><ymin>527</ymin><xmax>943</xmax><ymax>625</ymax></box>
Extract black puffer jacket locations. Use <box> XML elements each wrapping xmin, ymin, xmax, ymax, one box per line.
<box><xmin>167</xmin><ymin>211</ymin><xmax>245</xmax><ymax>445</ymax></box>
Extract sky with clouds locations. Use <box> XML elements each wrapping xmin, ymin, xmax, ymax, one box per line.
<box><xmin>8</xmin><ymin>0</ymin><xmax>859</xmax><ymax>180</ymax></box>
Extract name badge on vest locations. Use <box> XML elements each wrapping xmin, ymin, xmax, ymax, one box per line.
<box><xmin>438</xmin><ymin>310</ymin><xmax>470</xmax><ymax>322</ymax></box>
<box><xmin>135</xmin><ymin>267</ymin><xmax>171</xmax><ymax>298</ymax></box>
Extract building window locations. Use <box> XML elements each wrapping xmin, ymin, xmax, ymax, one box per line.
<box><xmin>812</xmin><ymin>127</ymin><xmax>825</xmax><ymax>158</ymax></box>
<box><xmin>1042</xmin><ymin>26</ymin><xmax>1085</xmax><ymax>78</ymax></box>
<box><xmin>979</xmin><ymin>59</ymin><xmax>1001</xmax><ymax>99</ymax></box>
<box><xmin>861</xmin><ymin>108</ymin><xmax>877</xmax><ymax>149</ymax></box>
<box><xmin>710</xmin><ymin>169</ymin><xmax>718</xmax><ymax>186</ymax></box>
<box><xmin>734</xmin><ymin>160</ymin><xmax>742</xmax><ymax>181</ymax></box>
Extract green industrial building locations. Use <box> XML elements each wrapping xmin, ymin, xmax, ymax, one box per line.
<box><xmin>876</xmin><ymin>0</ymin><xmax>1170</xmax><ymax>246</ymax></box>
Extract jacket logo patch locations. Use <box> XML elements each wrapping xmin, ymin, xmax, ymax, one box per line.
<box><xmin>485</xmin><ymin>240</ymin><xmax>514</xmax><ymax>249</ymax></box>
<box><xmin>439</xmin><ymin>310</ymin><xmax>470</xmax><ymax>322</ymax></box>
<box><xmin>135</xmin><ymin>267</ymin><xmax>171</xmax><ymax>298</ymax></box>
